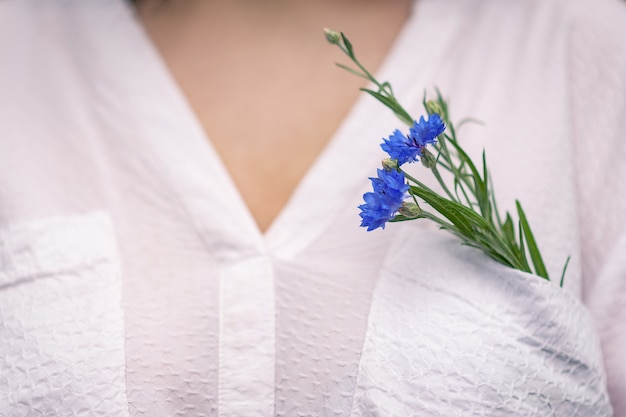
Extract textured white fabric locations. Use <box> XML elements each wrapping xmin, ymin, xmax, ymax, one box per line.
<box><xmin>0</xmin><ymin>213</ymin><xmax>129</xmax><ymax>416</ymax></box>
<box><xmin>219</xmin><ymin>257</ymin><xmax>275</xmax><ymax>417</ymax></box>
<box><xmin>1</xmin><ymin>0</ymin><xmax>625</xmax><ymax>416</ymax></box>
<box><xmin>351</xmin><ymin>229</ymin><xmax>609</xmax><ymax>416</ymax></box>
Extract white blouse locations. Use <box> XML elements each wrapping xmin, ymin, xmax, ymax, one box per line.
<box><xmin>1</xmin><ymin>0</ymin><xmax>625</xmax><ymax>416</ymax></box>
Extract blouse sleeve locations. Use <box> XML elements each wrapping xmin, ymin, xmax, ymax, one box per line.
<box><xmin>569</xmin><ymin>0</ymin><xmax>626</xmax><ymax>413</ymax></box>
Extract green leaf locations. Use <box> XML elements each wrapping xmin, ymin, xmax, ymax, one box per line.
<box><xmin>516</xmin><ymin>201</ymin><xmax>549</xmax><ymax>280</ymax></box>
<box><xmin>446</xmin><ymin>136</ymin><xmax>483</xmax><ymax>192</ymax></box>
<box><xmin>340</xmin><ymin>32</ymin><xmax>354</xmax><ymax>58</ymax></box>
<box><xmin>412</xmin><ymin>187</ymin><xmax>527</xmax><ymax>272</ymax></box>
<box><xmin>477</xmin><ymin>150</ymin><xmax>492</xmax><ymax>221</ymax></box>
<box><xmin>410</xmin><ymin>186</ymin><xmax>473</xmax><ymax>236</ymax></box>
<box><xmin>501</xmin><ymin>214</ymin><xmax>515</xmax><ymax>247</ymax></box>
<box><xmin>361</xmin><ymin>88</ymin><xmax>413</xmax><ymax>126</ymax></box>
<box><xmin>560</xmin><ymin>256</ymin><xmax>571</xmax><ymax>288</ymax></box>
<box><xmin>334</xmin><ymin>63</ymin><xmax>368</xmax><ymax>80</ymax></box>
<box><xmin>517</xmin><ymin>219</ymin><xmax>529</xmax><ymax>271</ymax></box>
<box><xmin>472</xmin><ymin>233</ymin><xmax>516</xmax><ymax>267</ymax></box>
<box><xmin>380</xmin><ymin>81</ymin><xmax>394</xmax><ymax>96</ymax></box>
<box><xmin>410</xmin><ymin>185</ymin><xmax>500</xmax><ymax>239</ymax></box>
<box><xmin>490</xmin><ymin>174</ymin><xmax>503</xmax><ymax>228</ymax></box>
<box><xmin>455</xmin><ymin>117</ymin><xmax>485</xmax><ymax>130</ymax></box>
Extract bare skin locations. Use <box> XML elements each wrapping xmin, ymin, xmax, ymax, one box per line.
<box><xmin>137</xmin><ymin>0</ymin><xmax>412</xmax><ymax>232</ymax></box>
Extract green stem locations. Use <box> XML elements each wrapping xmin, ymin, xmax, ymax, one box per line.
<box><xmin>401</xmin><ymin>170</ymin><xmax>437</xmax><ymax>195</ymax></box>
<box><xmin>430</xmin><ymin>165</ymin><xmax>457</xmax><ymax>203</ymax></box>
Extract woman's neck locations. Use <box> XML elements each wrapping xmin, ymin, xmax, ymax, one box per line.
<box><xmin>137</xmin><ymin>0</ymin><xmax>413</xmax><ymax>232</ymax></box>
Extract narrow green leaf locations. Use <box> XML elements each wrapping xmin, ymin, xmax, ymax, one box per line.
<box><xmin>480</xmin><ymin>151</ymin><xmax>492</xmax><ymax>222</ymax></box>
<box><xmin>501</xmin><ymin>214</ymin><xmax>515</xmax><ymax>246</ymax></box>
<box><xmin>340</xmin><ymin>32</ymin><xmax>354</xmax><ymax>58</ymax></box>
<box><xmin>419</xmin><ymin>210</ymin><xmax>458</xmax><ymax>232</ymax></box>
<box><xmin>446</xmin><ymin>136</ymin><xmax>483</xmax><ymax>192</ymax></box>
<box><xmin>482</xmin><ymin>151</ymin><xmax>488</xmax><ymax>190</ymax></box>
<box><xmin>449</xmin><ymin>138</ymin><xmax>482</xmax><ymax>211</ymax></box>
<box><xmin>516</xmin><ymin>201</ymin><xmax>549</xmax><ymax>280</ymax></box>
<box><xmin>360</xmin><ymin>88</ymin><xmax>413</xmax><ymax>126</ymax></box>
<box><xmin>560</xmin><ymin>256</ymin><xmax>571</xmax><ymax>288</ymax></box>
<box><xmin>454</xmin><ymin>177</ymin><xmax>473</xmax><ymax>208</ymax></box>
<box><xmin>430</xmin><ymin>166</ymin><xmax>457</xmax><ymax>202</ymax></box>
<box><xmin>438</xmin><ymin>159</ymin><xmax>453</xmax><ymax>173</ymax></box>
<box><xmin>360</xmin><ymin>89</ymin><xmax>396</xmax><ymax>111</ymax></box>
<box><xmin>334</xmin><ymin>63</ymin><xmax>368</xmax><ymax>80</ymax></box>
<box><xmin>472</xmin><ymin>232</ymin><xmax>516</xmax><ymax>268</ymax></box>
<box><xmin>410</xmin><ymin>185</ymin><xmax>499</xmax><ymax>240</ymax></box>
<box><xmin>490</xmin><ymin>174</ymin><xmax>503</xmax><ymax>228</ymax></box>
<box><xmin>420</xmin><ymin>194</ymin><xmax>528</xmax><ymax>272</ymax></box>
<box><xmin>455</xmin><ymin>117</ymin><xmax>485</xmax><ymax>130</ymax></box>
<box><xmin>380</xmin><ymin>81</ymin><xmax>394</xmax><ymax>96</ymax></box>
<box><xmin>517</xmin><ymin>219</ymin><xmax>529</xmax><ymax>271</ymax></box>
<box><xmin>410</xmin><ymin>186</ymin><xmax>473</xmax><ymax>236</ymax></box>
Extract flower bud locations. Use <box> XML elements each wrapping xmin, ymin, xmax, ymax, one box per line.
<box><xmin>324</xmin><ymin>28</ymin><xmax>342</xmax><ymax>45</ymax></box>
<box><xmin>381</xmin><ymin>158</ymin><xmax>399</xmax><ymax>171</ymax></box>
<box><xmin>398</xmin><ymin>202</ymin><xmax>421</xmax><ymax>218</ymax></box>
<box><xmin>425</xmin><ymin>100</ymin><xmax>445</xmax><ymax>118</ymax></box>
<box><xmin>420</xmin><ymin>148</ymin><xmax>437</xmax><ymax>169</ymax></box>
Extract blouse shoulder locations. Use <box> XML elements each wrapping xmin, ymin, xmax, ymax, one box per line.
<box><xmin>558</xmin><ymin>0</ymin><xmax>626</xmax><ymax>42</ymax></box>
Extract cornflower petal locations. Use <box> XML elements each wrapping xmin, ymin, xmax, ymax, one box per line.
<box><xmin>381</xmin><ymin>129</ymin><xmax>419</xmax><ymax>165</ymax></box>
<box><xmin>380</xmin><ymin>114</ymin><xmax>446</xmax><ymax>167</ymax></box>
<box><xmin>409</xmin><ymin>114</ymin><xmax>445</xmax><ymax>149</ymax></box>
<box><xmin>359</xmin><ymin>169</ymin><xmax>409</xmax><ymax>231</ymax></box>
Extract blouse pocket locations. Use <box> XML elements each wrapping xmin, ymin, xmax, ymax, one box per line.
<box><xmin>351</xmin><ymin>229</ymin><xmax>612</xmax><ymax>417</ymax></box>
<box><xmin>0</xmin><ymin>212</ymin><xmax>129</xmax><ymax>416</ymax></box>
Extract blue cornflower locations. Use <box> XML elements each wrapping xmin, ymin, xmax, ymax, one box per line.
<box><xmin>380</xmin><ymin>129</ymin><xmax>419</xmax><ymax>166</ymax></box>
<box><xmin>409</xmin><ymin>114</ymin><xmax>445</xmax><ymax>149</ymax></box>
<box><xmin>380</xmin><ymin>114</ymin><xmax>446</xmax><ymax>166</ymax></box>
<box><xmin>359</xmin><ymin>168</ymin><xmax>409</xmax><ymax>231</ymax></box>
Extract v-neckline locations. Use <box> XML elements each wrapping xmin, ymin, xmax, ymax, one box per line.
<box><xmin>126</xmin><ymin>0</ymin><xmax>459</xmax><ymax>260</ymax></box>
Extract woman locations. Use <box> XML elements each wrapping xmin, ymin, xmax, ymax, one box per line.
<box><xmin>0</xmin><ymin>0</ymin><xmax>625</xmax><ymax>415</ymax></box>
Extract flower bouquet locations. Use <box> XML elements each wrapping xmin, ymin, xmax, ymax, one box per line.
<box><xmin>325</xmin><ymin>29</ymin><xmax>569</xmax><ymax>286</ymax></box>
